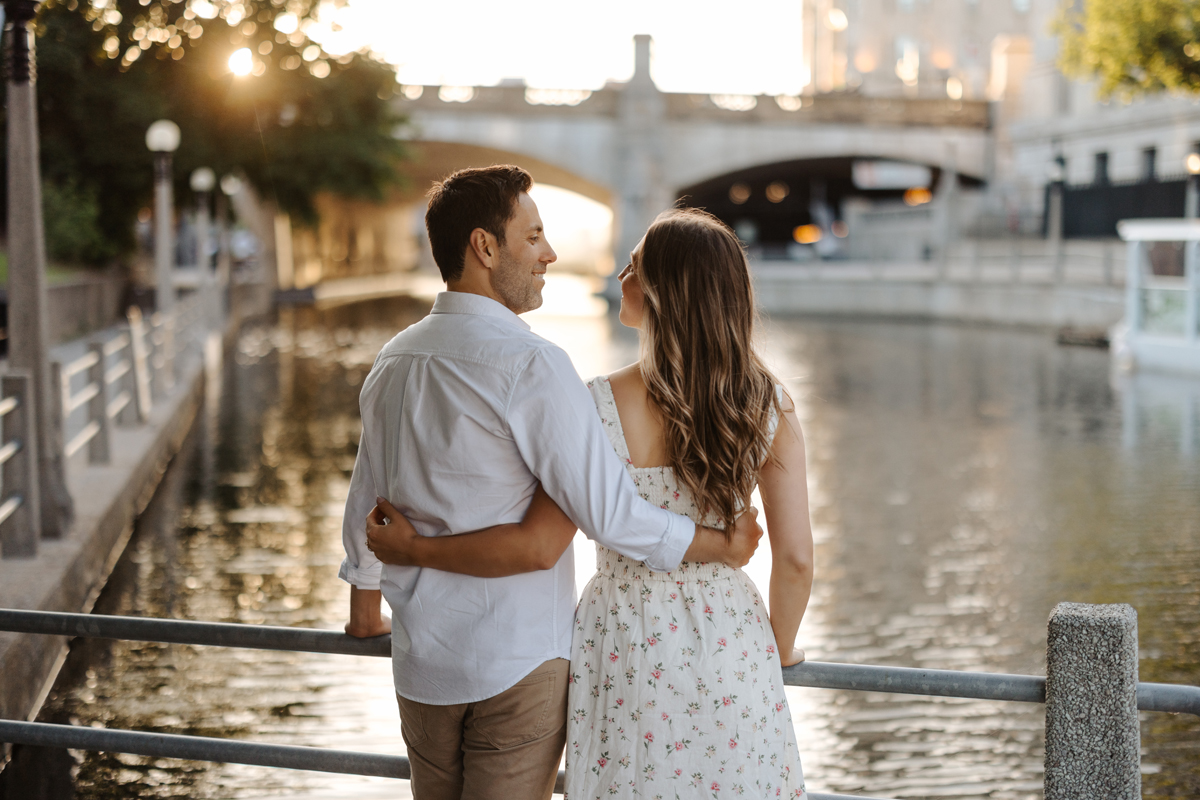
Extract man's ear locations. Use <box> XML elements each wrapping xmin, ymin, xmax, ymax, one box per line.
<box><xmin>468</xmin><ymin>228</ymin><xmax>496</xmax><ymax>270</ymax></box>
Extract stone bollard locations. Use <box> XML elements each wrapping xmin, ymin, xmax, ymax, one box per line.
<box><xmin>1044</xmin><ymin>602</ymin><xmax>1141</xmax><ymax>800</ymax></box>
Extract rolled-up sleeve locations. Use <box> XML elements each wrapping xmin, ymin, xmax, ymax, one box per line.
<box><xmin>506</xmin><ymin>347</ymin><xmax>693</xmax><ymax>572</ymax></box>
<box><xmin>339</xmin><ymin>430</ymin><xmax>383</xmax><ymax>589</ymax></box>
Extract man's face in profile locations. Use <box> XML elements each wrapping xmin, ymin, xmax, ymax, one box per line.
<box><xmin>492</xmin><ymin>192</ymin><xmax>557</xmax><ymax>314</ymax></box>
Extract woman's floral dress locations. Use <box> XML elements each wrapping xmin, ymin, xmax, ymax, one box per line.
<box><xmin>564</xmin><ymin>377</ymin><xmax>806</xmax><ymax>800</ymax></box>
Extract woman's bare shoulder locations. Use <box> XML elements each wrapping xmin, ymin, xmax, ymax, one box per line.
<box><xmin>607</xmin><ymin>362</ymin><xmax>643</xmax><ymax>386</ymax></box>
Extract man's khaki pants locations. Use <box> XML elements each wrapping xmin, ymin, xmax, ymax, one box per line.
<box><xmin>396</xmin><ymin>658</ymin><xmax>569</xmax><ymax>800</ymax></box>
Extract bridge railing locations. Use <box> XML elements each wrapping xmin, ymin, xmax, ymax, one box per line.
<box><xmin>2</xmin><ymin>287</ymin><xmax>221</xmax><ymax>562</ymax></box>
<box><xmin>51</xmin><ymin>293</ymin><xmax>209</xmax><ymax>472</ymax></box>
<box><xmin>0</xmin><ymin>604</ymin><xmax>1195</xmax><ymax>798</ymax></box>
<box><xmin>0</xmin><ymin>375</ymin><xmax>37</xmax><ymax>559</ymax></box>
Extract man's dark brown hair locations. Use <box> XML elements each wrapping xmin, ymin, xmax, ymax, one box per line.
<box><xmin>425</xmin><ymin>165</ymin><xmax>533</xmax><ymax>282</ymax></box>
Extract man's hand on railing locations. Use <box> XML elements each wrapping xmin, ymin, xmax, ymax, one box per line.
<box><xmin>344</xmin><ymin>586</ymin><xmax>391</xmax><ymax>639</ymax></box>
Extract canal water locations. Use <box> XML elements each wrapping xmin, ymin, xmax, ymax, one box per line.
<box><xmin>4</xmin><ymin>278</ymin><xmax>1198</xmax><ymax>799</ymax></box>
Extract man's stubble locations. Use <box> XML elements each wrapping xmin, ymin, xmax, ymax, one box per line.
<box><xmin>492</xmin><ymin>245</ymin><xmax>544</xmax><ymax>314</ymax></box>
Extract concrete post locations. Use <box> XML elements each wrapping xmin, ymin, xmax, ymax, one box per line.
<box><xmin>1126</xmin><ymin>240</ymin><xmax>1142</xmax><ymax>335</ymax></box>
<box><xmin>1044</xmin><ymin>602</ymin><xmax>1141</xmax><ymax>800</ymax></box>
<box><xmin>0</xmin><ymin>372</ymin><xmax>41</xmax><ymax>559</ymax></box>
<box><xmin>154</xmin><ymin>154</ymin><xmax>176</xmax><ymax>314</ymax></box>
<box><xmin>606</xmin><ymin>35</ymin><xmax>669</xmax><ymax>301</ymax></box>
<box><xmin>126</xmin><ymin>306</ymin><xmax>153</xmax><ymax>422</ymax></box>
<box><xmin>934</xmin><ymin>144</ymin><xmax>959</xmax><ymax>279</ymax></box>
<box><xmin>1047</xmin><ymin>181</ymin><xmax>1065</xmax><ymax>282</ymax></box>
<box><xmin>274</xmin><ymin>213</ymin><xmax>295</xmax><ymax>290</ymax></box>
<box><xmin>4</xmin><ymin>0</ymin><xmax>74</xmax><ymax>538</ymax></box>
<box><xmin>85</xmin><ymin>341</ymin><xmax>110</xmax><ymax>464</ymax></box>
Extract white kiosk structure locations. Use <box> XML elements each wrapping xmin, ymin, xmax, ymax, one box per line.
<box><xmin>1114</xmin><ymin>219</ymin><xmax>1200</xmax><ymax>374</ymax></box>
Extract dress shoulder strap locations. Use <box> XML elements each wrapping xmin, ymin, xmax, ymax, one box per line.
<box><xmin>586</xmin><ymin>377</ymin><xmax>633</xmax><ymax>465</ymax></box>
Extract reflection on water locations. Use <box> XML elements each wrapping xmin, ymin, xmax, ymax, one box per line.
<box><xmin>5</xmin><ymin>283</ymin><xmax>1198</xmax><ymax>799</ymax></box>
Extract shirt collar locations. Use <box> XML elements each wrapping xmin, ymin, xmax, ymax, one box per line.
<box><xmin>430</xmin><ymin>291</ymin><xmax>531</xmax><ymax>331</ymax></box>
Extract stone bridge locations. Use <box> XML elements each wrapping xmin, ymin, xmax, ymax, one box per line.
<box><xmin>395</xmin><ymin>35</ymin><xmax>992</xmax><ymax>271</ymax></box>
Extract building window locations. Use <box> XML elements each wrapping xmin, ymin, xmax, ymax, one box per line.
<box><xmin>1142</xmin><ymin>147</ymin><xmax>1157</xmax><ymax>181</ymax></box>
<box><xmin>1094</xmin><ymin>152</ymin><xmax>1109</xmax><ymax>185</ymax></box>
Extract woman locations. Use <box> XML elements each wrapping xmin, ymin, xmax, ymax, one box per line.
<box><xmin>370</xmin><ymin>208</ymin><xmax>813</xmax><ymax>799</ymax></box>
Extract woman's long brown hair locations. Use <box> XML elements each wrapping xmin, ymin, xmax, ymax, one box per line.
<box><xmin>636</xmin><ymin>207</ymin><xmax>781</xmax><ymax>530</ymax></box>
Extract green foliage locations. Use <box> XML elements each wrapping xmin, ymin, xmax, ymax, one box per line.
<box><xmin>1056</xmin><ymin>0</ymin><xmax>1200</xmax><ymax>98</ymax></box>
<box><xmin>42</xmin><ymin>178</ymin><xmax>106</xmax><ymax>263</ymax></box>
<box><xmin>1</xmin><ymin>0</ymin><xmax>406</xmax><ymax>264</ymax></box>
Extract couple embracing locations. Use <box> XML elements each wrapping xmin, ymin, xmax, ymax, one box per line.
<box><xmin>339</xmin><ymin>165</ymin><xmax>813</xmax><ymax>800</ymax></box>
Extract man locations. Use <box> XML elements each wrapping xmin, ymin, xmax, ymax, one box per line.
<box><xmin>339</xmin><ymin>165</ymin><xmax>761</xmax><ymax>799</ymax></box>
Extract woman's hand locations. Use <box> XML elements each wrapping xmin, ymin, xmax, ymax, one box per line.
<box><xmin>366</xmin><ymin>497</ymin><xmax>422</xmax><ymax>566</ymax></box>
<box><xmin>780</xmin><ymin>647</ymin><xmax>806</xmax><ymax>667</ymax></box>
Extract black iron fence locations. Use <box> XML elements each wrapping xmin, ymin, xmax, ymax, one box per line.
<box><xmin>1058</xmin><ymin>176</ymin><xmax>1188</xmax><ymax>238</ymax></box>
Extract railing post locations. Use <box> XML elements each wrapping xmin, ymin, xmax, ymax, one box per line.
<box><xmin>127</xmin><ymin>307</ymin><xmax>153</xmax><ymax>422</ymax></box>
<box><xmin>115</xmin><ymin>330</ymin><xmax>140</xmax><ymax>427</ymax></box>
<box><xmin>49</xmin><ymin>359</ymin><xmax>67</xmax><ymax>472</ymax></box>
<box><xmin>0</xmin><ymin>372</ymin><xmax>40</xmax><ymax>558</ymax></box>
<box><xmin>160</xmin><ymin>313</ymin><xmax>176</xmax><ymax>394</ymax></box>
<box><xmin>86</xmin><ymin>341</ymin><xmax>111</xmax><ymax>464</ymax></box>
<box><xmin>1126</xmin><ymin>240</ymin><xmax>1142</xmax><ymax>335</ymax></box>
<box><xmin>1044</xmin><ymin>602</ymin><xmax>1141</xmax><ymax>800</ymax></box>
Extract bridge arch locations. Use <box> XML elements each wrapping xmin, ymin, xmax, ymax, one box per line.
<box><xmin>675</xmin><ymin>156</ymin><xmax>984</xmax><ymax>248</ymax></box>
<box><xmin>663</xmin><ymin>125</ymin><xmax>990</xmax><ymax>193</ymax></box>
<box><xmin>397</xmin><ymin>141</ymin><xmax>615</xmax><ymax>209</ymax></box>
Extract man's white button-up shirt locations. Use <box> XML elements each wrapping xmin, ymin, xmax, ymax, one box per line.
<box><xmin>339</xmin><ymin>291</ymin><xmax>695</xmax><ymax>705</ymax></box>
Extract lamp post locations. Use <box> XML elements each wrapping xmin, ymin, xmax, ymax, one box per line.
<box><xmin>1186</xmin><ymin>152</ymin><xmax>1200</xmax><ymax>342</ymax></box>
<box><xmin>217</xmin><ymin>174</ymin><xmax>242</xmax><ymax>292</ymax></box>
<box><xmin>1046</xmin><ymin>157</ymin><xmax>1066</xmax><ymax>282</ymax></box>
<box><xmin>5</xmin><ymin>0</ymin><xmax>71</xmax><ymax>537</ymax></box>
<box><xmin>1185</xmin><ymin>151</ymin><xmax>1200</xmax><ymax>219</ymax></box>
<box><xmin>190</xmin><ymin>167</ymin><xmax>215</xmax><ymax>273</ymax></box>
<box><xmin>146</xmin><ymin>120</ymin><xmax>181</xmax><ymax>314</ymax></box>
<box><xmin>190</xmin><ymin>167</ymin><xmax>216</xmax><ymax>325</ymax></box>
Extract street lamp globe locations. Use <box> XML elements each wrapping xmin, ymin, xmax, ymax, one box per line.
<box><xmin>220</xmin><ymin>174</ymin><xmax>243</xmax><ymax>196</ymax></box>
<box><xmin>190</xmin><ymin>167</ymin><xmax>216</xmax><ymax>193</ymax></box>
<box><xmin>1187</xmin><ymin>153</ymin><xmax>1200</xmax><ymax>176</ymax></box>
<box><xmin>145</xmin><ymin>119</ymin><xmax>181</xmax><ymax>153</ymax></box>
<box><xmin>1046</xmin><ymin>158</ymin><xmax>1065</xmax><ymax>183</ymax></box>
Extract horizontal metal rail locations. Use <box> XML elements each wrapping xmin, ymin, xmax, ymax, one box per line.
<box><xmin>0</xmin><ymin>608</ymin><xmax>391</xmax><ymax>658</ymax></box>
<box><xmin>0</xmin><ymin>720</ymin><xmax>889</xmax><ymax>800</ymax></box>
<box><xmin>782</xmin><ymin>660</ymin><xmax>1045</xmax><ymax>704</ymax></box>
<box><xmin>0</xmin><ymin>720</ymin><xmax>409</xmax><ymax>779</ymax></box>
<box><xmin>101</xmin><ymin>333</ymin><xmax>130</xmax><ymax>357</ymax></box>
<box><xmin>106</xmin><ymin>360</ymin><xmax>131</xmax><ymax>386</ymax></box>
<box><xmin>0</xmin><ymin>496</ymin><xmax>22</xmax><ymax>527</ymax></box>
<box><xmin>60</xmin><ymin>350</ymin><xmax>100</xmax><ymax>380</ymax></box>
<box><xmin>107</xmin><ymin>391</ymin><xmax>132</xmax><ymax>421</ymax></box>
<box><xmin>0</xmin><ymin>439</ymin><xmax>21</xmax><ymax>468</ymax></box>
<box><xmin>0</xmin><ymin>397</ymin><xmax>17</xmax><ymax>418</ymax></box>
<box><xmin>64</xmin><ymin>381</ymin><xmax>100</xmax><ymax>415</ymax></box>
<box><xmin>2</xmin><ymin>608</ymin><xmax>1198</xmax><ymax>716</ymax></box>
<box><xmin>63</xmin><ymin>420</ymin><xmax>101</xmax><ymax>459</ymax></box>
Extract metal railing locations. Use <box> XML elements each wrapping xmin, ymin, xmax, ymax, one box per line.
<box><xmin>0</xmin><ymin>376</ymin><xmax>37</xmax><ymax>559</ymax></box>
<box><xmin>52</xmin><ymin>292</ymin><xmax>208</xmax><ymax>467</ymax></box>
<box><xmin>1</xmin><ymin>607</ymin><xmax>1197</xmax><ymax>797</ymax></box>
<box><xmin>2</xmin><ymin>288</ymin><xmax>220</xmax><ymax>562</ymax></box>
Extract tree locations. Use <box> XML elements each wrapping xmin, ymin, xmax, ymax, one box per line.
<box><xmin>1056</xmin><ymin>0</ymin><xmax>1200</xmax><ymax>98</ymax></box>
<box><xmin>3</xmin><ymin>0</ymin><xmax>407</xmax><ymax>264</ymax></box>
